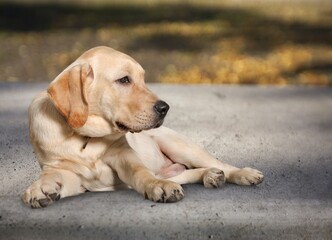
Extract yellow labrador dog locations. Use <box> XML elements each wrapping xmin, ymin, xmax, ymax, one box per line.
<box><xmin>22</xmin><ymin>46</ymin><xmax>263</xmax><ymax>208</ymax></box>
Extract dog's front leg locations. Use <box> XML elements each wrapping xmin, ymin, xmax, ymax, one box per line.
<box><xmin>22</xmin><ymin>168</ymin><xmax>84</xmax><ymax>208</ymax></box>
<box><xmin>104</xmin><ymin>140</ymin><xmax>184</xmax><ymax>203</ymax></box>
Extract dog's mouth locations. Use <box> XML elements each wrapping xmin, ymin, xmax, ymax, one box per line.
<box><xmin>116</xmin><ymin>121</ymin><xmax>132</xmax><ymax>132</ymax></box>
<box><xmin>116</xmin><ymin>119</ymin><xmax>164</xmax><ymax>133</ymax></box>
<box><xmin>153</xmin><ymin>119</ymin><xmax>164</xmax><ymax>129</ymax></box>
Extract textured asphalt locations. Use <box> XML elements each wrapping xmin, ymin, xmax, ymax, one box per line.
<box><xmin>0</xmin><ymin>83</ymin><xmax>331</xmax><ymax>240</ymax></box>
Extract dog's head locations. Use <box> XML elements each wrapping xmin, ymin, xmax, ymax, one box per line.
<box><xmin>47</xmin><ymin>46</ymin><xmax>169</xmax><ymax>136</ymax></box>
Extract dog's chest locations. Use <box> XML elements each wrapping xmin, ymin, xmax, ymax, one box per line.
<box><xmin>78</xmin><ymin>137</ymin><xmax>110</xmax><ymax>161</ymax></box>
<box><xmin>59</xmin><ymin>137</ymin><xmax>119</xmax><ymax>189</ymax></box>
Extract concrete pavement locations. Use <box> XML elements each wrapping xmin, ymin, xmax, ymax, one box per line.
<box><xmin>0</xmin><ymin>83</ymin><xmax>331</xmax><ymax>239</ymax></box>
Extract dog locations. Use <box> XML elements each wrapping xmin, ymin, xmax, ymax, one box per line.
<box><xmin>22</xmin><ymin>46</ymin><xmax>263</xmax><ymax>208</ymax></box>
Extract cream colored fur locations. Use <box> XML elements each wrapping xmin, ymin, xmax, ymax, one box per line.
<box><xmin>22</xmin><ymin>46</ymin><xmax>263</xmax><ymax>208</ymax></box>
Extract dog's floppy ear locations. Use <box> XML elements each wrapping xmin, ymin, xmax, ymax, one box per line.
<box><xmin>47</xmin><ymin>63</ymin><xmax>93</xmax><ymax>129</ymax></box>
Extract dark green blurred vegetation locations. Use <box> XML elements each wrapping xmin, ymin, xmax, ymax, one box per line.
<box><xmin>1</xmin><ymin>0</ymin><xmax>332</xmax><ymax>85</ymax></box>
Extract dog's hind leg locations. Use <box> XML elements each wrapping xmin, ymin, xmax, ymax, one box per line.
<box><xmin>22</xmin><ymin>168</ymin><xmax>85</xmax><ymax>208</ymax></box>
<box><xmin>165</xmin><ymin>168</ymin><xmax>226</xmax><ymax>188</ymax></box>
<box><xmin>147</xmin><ymin>126</ymin><xmax>263</xmax><ymax>185</ymax></box>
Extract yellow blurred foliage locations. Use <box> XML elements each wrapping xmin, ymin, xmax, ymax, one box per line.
<box><xmin>1</xmin><ymin>0</ymin><xmax>331</xmax><ymax>85</ymax></box>
<box><xmin>161</xmin><ymin>45</ymin><xmax>332</xmax><ymax>85</ymax></box>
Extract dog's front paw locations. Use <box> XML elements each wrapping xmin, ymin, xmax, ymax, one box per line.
<box><xmin>228</xmin><ymin>167</ymin><xmax>264</xmax><ymax>185</ymax></box>
<box><xmin>203</xmin><ymin>168</ymin><xmax>225</xmax><ymax>188</ymax></box>
<box><xmin>144</xmin><ymin>180</ymin><xmax>184</xmax><ymax>203</ymax></box>
<box><xmin>22</xmin><ymin>179</ymin><xmax>62</xmax><ymax>208</ymax></box>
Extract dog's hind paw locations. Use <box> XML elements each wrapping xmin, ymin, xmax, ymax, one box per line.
<box><xmin>203</xmin><ymin>168</ymin><xmax>225</xmax><ymax>188</ymax></box>
<box><xmin>228</xmin><ymin>167</ymin><xmax>264</xmax><ymax>185</ymax></box>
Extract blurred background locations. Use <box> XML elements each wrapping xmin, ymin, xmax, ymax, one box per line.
<box><xmin>1</xmin><ymin>0</ymin><xmax>332</xmax><ymax>85</ymax></box>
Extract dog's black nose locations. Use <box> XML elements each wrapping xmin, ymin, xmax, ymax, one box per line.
<box><xmin>154</xmin><ymin>100</ymin><xmax>169</xmax><ymax>116</ymax></box>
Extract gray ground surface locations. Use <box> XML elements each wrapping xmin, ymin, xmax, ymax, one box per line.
<box><xmin>0</xmin><ymin>83</ymin><xmax>331</xmax><ymax>239</ymax></box>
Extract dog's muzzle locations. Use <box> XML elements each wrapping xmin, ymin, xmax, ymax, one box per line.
<box><xmin>116</xmin><ymin>101</ymin><xmax>169</xmax><ymax>132</ymax></box>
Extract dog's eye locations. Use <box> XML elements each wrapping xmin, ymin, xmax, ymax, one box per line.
<box><xmin>117</xmin><ymin>76</ymin><xmax>131</xmax><ymax>85</ymax></box>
